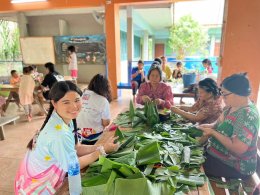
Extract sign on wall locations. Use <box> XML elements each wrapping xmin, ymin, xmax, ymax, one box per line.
<box><xmin>20</xmin><ymin>37</ymin><xmax>55</xmax><ymax>65</ymax></box>
<box><xmin>54</xmin><ymin>35</ymin><xmax>106</xmax><ymax>65</ymax></box>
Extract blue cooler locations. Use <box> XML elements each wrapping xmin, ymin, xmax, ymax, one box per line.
<box><xmin>183</xmin><ymin>73</ymin><xmax>196</xmax><ymax>88</ymax></box>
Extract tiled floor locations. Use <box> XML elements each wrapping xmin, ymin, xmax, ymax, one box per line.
<box><xmin>0</xmin><ymin>88</ymin><xmax>192</xmax><ymax>194</ymax></box>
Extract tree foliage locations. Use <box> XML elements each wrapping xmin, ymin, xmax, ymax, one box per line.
<box><xmin>169</xmin><ymin>15</ymin><xmax>208</xmax><ymax>60</ymax></box>
<box><xmin>0</xmin><ymin>20</ymin><xmax>21</xmax><ymax>61</ymax></box>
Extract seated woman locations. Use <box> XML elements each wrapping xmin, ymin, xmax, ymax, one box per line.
<box><xmin>15</xmin><ymin>81</ymin><xmax>118</xmax><ymax>194</ymax></box>
<box><xmin>131</xmin><ymin>60</ymin><xmax>145</xmax><ymax>102</ymax></box>
<box><xmin>77</xmin><ymin>74</ymin><xmax>112</xmax><ymax>144</ymax></box>
<box><xmin>171</xmin><ymin>78</ymin><xmax>222</xmax><ymax>124</ymax></box>
<box><xmin>199</xmin><ymin>73</ymin><xmax>259</xmax><ymax>179</ymax></box>
<box><xmin>136</xmin><ymin>63</ymin><xmax>174</xmax><ymax>109</ymax></box>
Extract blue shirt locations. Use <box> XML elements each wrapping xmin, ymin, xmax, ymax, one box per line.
<box><xmin>131</xmin><ymin>67</ymin><xmax>145</xmax><ymax>82</ymax></box>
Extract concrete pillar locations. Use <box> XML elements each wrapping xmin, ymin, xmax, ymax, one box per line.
<box><xmin>105</xmin><ymin>3</ymin><xmax>120</xmax><ymax>99</ymax></box>
<box><xmin>127</xmin><ymin>6</ymin><xmax>133</xmax><ymax>83</ymax></box>
<box><xmin>220</xmin><ymin>0</ymin><xmax>260</xmax><ymax>102</ymax></box>
<box><xmin>142</xmin><ymin>31</ymin><xmax>149</xmax><ymax>61</ymax></box>
<box><xmin>210</xmin><ymin>36</ymin><xmax>215</xmax><ymax>56</ymax></box>
<box><xmin>16</xmin><ymin>12</ymin><xmax>28</xmax><ymax>37</ymax></box>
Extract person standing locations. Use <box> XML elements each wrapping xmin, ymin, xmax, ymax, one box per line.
<box><xmin>19</xmin><ymin>67</ymin><xmax>35</xmax><ymax>122</ymax></box>
<box><xmin>67</xmin><ymin>45</ymin><xmax>78</xmax><ymax>84</ymax></box>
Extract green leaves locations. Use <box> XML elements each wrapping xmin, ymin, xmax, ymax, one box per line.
<box><xmin>136</xmin><ymin>141</ymin><xmax>161</xmax><ymax>165</ymax></box>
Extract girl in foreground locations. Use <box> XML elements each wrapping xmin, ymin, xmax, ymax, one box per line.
<box><xmin>15</xmin><ymin>81</ymin><xmax>119</xmax><ymax>194</ymax></box>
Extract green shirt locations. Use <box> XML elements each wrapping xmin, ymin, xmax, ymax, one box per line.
<box><xmin>207</xmin><ymin>102</ymin><xmax>259</xmax><ymax>175</ymax></box>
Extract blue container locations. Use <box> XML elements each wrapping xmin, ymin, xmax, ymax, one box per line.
<box><xmin>183</xmin><ymin>73</ymin><xmax>196</xmax><ymax>88</ymax></box>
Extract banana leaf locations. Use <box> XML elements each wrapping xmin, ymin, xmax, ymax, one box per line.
<box><xmin>115</xmin><ymin>127</ymin><xmax>124</xmax><ymax>142</ymax></box>
<box><xmin>119</xmin><ymin>135</ymin><xmax>136</xmax><ymax>150</ymax></box>
<box><xmin>114</xmin><ymin>178</ymin><xmax>175</xmax><ymax>195</ymax></box>
<box><xmin>108</xmin><ymin>145</ymin><xmax>134</xmax><ymax>158</ymax></box>
<box><xmin>112</xmin><ymin>151</ymin><xmax>137</xmax><ymax>166</ymax></box>
<box><xmin>136</xmin><ymin>141</ymin><xmax>161</xmax><ymax>165</ymax></box>
<box><xmin>176</xmin><ymin>175</ymin><xmax>205</xmax><ymax>187</ymax></box>
<box><xmin>129</xmin><ymin>100</ymin><xmax>135</xmax><ymax>122</ymax></box>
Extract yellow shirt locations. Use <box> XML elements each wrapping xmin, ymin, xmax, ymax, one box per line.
<box><xmin>163</xmin><ymin>65</ymin><xmax>172</xmax><ymax>80</ymax></box>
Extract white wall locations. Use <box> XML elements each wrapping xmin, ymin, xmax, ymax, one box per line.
<box><xmin>26</xmin><ymin>13</ymin><xmax>105</xmax><ymax>82</ymax></box>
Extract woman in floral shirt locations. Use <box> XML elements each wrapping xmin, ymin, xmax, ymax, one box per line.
<box><xmin>171</xmin><ymin>78</ymin><xmax>222</xmax><ymax>124</ymax></box>
<box><xmin>136</xmin><ymin>63</ymin><xmax>174</xmax><ymax>109</ymax></box>
<box><xmin>199</xmin><ymin>73</ymin><xmax>259</xmax><ymax>179</ymax></box>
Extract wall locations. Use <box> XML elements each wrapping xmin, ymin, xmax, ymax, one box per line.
<box><xmin>220</xmin><ymin>0</ymin><xmax>260</xmax><ymax>102</ymax></box>
<box><xmin>27</xmin><ymin>13</ymin><xmax>105</xmax><ymax>83</ymax></box>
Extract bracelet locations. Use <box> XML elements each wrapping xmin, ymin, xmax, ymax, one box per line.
<box><xmin>96</xmin><ymin>146</ymin><xmax>107</xmax><ymax>157</ymax></box>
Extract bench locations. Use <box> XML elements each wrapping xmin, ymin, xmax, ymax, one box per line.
<box><xmin>209</xmin><ymin>139</ymin><xmax>260</xmax><ymax>195</ymax></box>
<box><xmin>0</xmin><ymin>115</ymin><xmax>20</xmax><ymax>140</ymax></box>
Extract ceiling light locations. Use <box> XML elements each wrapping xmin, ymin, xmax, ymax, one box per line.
<box><xmin>11</xmin><ymin>0</ymin><xmax>47</xmax><ymax>4</ymax></box>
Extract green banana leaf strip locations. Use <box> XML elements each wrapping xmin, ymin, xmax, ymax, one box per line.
<box><xmin>119</xmin><ymin>135</ymin><xmax>136</xmax><ymax>150</ymax></box>
<box><xmin>144</xmin><ymin>164</ymin><xmax>154</xmax><ymax>176</ymax></box>
<box><xmin>108</xmin><ymin>145</ymin><xmax>134</xmax><ymax>158</ymax></box>
<box><xmin>112</xmin><ymin>151</ymin><xmax>137</xmax><ymax>166</ymax></box>
<box><xmin>182</xmin><ymin>146</ymin><xmax>191</xmax><ymax>164</ymax></box>
<box><xmin>115</xmin><ymin>127</ymin><xmax>125</xmax><ymax>142</ymax></box>
<box><xmin>136</xmin><ymin>141</ymin><xmax>161</xmax><ymax>165</ymax></box>
<box><xmin>135</xmin><ymin>111</ymin><xmax>147</xmax><ymax>121</ymax></box>
<box><xmin>114</xmin><ymin>177</ymin><xmax>175</xmax><ymax>195</ymax></box>
<box><xmin>176</xmin><ymin>175</ymin><xmax>205</xmax><ymax>187</ymax></box>
<box><xmin>129</xmin><ymin>100</ymin><xmax>135</xmax><ymax>122</ymax></box>
<box><xmin>119</xmin><ymin>165</ymin><xmax>135</xmax><ymax>177</ymax></box>
<box><xmin>82</xmin><ymin>171</ymin><xmax>111</xmax><ymax>187</ymax></box>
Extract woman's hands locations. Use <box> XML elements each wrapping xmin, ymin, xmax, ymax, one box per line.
<box><xmin>198</xmin><ymin>125</ymin><xmax>215</xmax><ymax>137</ymax></box>
<box><xmin>96</xmin><ymin>131</ymin><xmax>119</xmax><ymax>154</ymax></box>
<box><xmin>142</xmin><ymin>95</ymin><xmax>151</xmax><ymax>103</ymax></box>
<box><xmin>103</xmin><ymin>136</ymin><xmax>120</xmax><ymax>153</ymax></box>
<box><xmin>155</xmin><ymin>98</ymin><xmax>164</xmax><ymax>106</ymax></box>
<box><xmin>171</xmin><ymin>106</ymin><xmax>181</xmax><ymax>114</ymax></box>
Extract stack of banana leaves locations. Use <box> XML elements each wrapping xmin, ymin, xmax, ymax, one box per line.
<box><xmin>82</xmin><ymin>101</ymin><xmax>206</xmax><ymax>195</ymax></box>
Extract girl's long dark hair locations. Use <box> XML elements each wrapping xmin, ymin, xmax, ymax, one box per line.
<box><xmin>27</xmin><ymin>81</ymin><xmax>82</xmax><ymax>150</ymax></box>
<box><xmin>88</xmin><ymin>74</ymin><xmax>112</xmax><ymax>102</ymax></box>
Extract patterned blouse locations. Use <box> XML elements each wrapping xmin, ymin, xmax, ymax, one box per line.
<box><xmin>191</xmin><ymin>97</ymin><xmax>222</xmax><ymax>124</ymax></box>
<box><xmin>207</xmin><ymin>102</ymin><xmax>259</xmax><ymax>175</ymax></box>
<box><xmin>15</xmin><ymin>112</ymin><xmax>78</xmax><ymax>194</ymax></box>
<box><xmin>136</xmin><ymin>82</ymin><xmax>174</xmax><ymax>109</ymax></box>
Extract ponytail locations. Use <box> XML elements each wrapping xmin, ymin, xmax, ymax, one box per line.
<box><xmin>27</xmin><ymin>104</ymin><xmax>54</xmax><ymax>150</ymax></box>
<box><xmin>72</xmin><ymin>118</ymin><xmax>78</xmax><ymax>145</ymax></box>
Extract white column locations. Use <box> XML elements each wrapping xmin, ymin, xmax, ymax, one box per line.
<box><xmin>127</xmin><ymin>6</ymin><xmax>133</xmax><ymax>83</ymax></box>
<box><xmin>142</xmin><ymin>31</ymin><xmax>149</xmax><ymax>61</ymax></box>
<box><xmin>127</xmin><ymin>6</ymin><xmax>133</xmax><ymax>61</ymax></box>
<box><xmin>210</xmin><ymin>36</ymin><xmax>216</xmax><ymax>56</ymax></box>
<box><xmin>16</xmin><ymin>12</ymin><xmax>28</xmax><ymax>37</ymax></box>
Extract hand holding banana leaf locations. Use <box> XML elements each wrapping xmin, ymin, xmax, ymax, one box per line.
<box><xmin>141</xmin><ymin>95</ymin><xmax>151</xmax><ymax>103</ymax></box>
<box><xmin>197</xmin><ymin>125</ymin><xmax>215</xmax><ymax>137</ymax></box>
<box><xmin>103</xmin><ymin>136</ymin><xmax>120</xmax><ymax>153</ymax></box>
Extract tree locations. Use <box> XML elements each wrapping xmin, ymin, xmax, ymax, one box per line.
<box><xmin>0</xmin><ymin>20</ymin><xmax>21</xmax><ymax>61</ymax></box>
<box><xmin>169</xmin><ymin>15</ymin><xmax>208</xmax><ymax>60</ymax></box>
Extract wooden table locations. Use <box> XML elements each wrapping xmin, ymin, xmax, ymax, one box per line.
<box><xmin>0</xmin><ymin>84</ymin><xmax>19</xmax><ymax>92</ymax></box>
<box><xmin>168</xmin><ymin>82</ymin><xmax>195</xmax><ymax>103</ymax></box>
<box><xmin>56</xmin><ymin>129</ymin><xmax>211</xmax><ymax>195</ymax></box>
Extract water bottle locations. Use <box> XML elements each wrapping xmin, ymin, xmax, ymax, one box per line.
<box><xmin>68</xmin><ymin>152</ymin><xmax>82</xmax><ymax>195</ymax></box>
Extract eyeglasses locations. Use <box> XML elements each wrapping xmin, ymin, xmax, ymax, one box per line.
<box><xmin>220</xmin><ymin>91</ymin><xmax>232</xmax><ymax>97</ymax></box>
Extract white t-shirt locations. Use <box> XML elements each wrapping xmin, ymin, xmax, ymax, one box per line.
<box><xmin>77</xmin><ymin>90</ymin><xmax>110</xmax><ymax>135</ymax></box>
<box><xmin>69</xmin><ymin>52</ymin><xmax>78</xmax><ymax>70</ymax></box>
